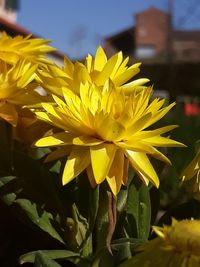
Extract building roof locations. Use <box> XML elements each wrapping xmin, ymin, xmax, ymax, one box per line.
<box><xmin>0</xmin><ymin>16</ymin><xmax>65</xmax><ymax>59</ymax></box>
<box><xmin>104</xmin><ymin>27</ymin><xmax>135</xmax><ymax>55</ymax></box>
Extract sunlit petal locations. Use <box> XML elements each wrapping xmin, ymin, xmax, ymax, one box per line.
<box><xmin>62</xmin><ymin>147</ymin><xmax>90</xmax><ymax>185</ymax></box>
<box><xmin>106</xmin><ymin>148</ymin><xmax>124</xmax><ymax>195</ymax></box>
<box><xmin>126</xmin><ymin>150</ymin><xmax>159</xmax><ymax>187</ymax></box>
<box><xmin>90</xmin><ymin>143</ymin><xmax>116</xmax><ymax>184</ymax></box>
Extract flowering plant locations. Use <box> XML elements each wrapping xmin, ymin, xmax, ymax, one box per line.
<box><xmin>0</xmin><ymin>32</ymin><xmax>199</xmax><ymax>267</ymax></box>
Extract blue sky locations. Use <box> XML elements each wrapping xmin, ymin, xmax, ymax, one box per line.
<box><xmin>17</xmin><ymin>0</ymin><xmax>200</xmax><ymax>58</ymax></box>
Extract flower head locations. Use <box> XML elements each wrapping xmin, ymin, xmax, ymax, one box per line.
<box><xmin>0</xmin><ymin>32</ymin><xmax>56</xmax><ymax>66</ymax></box>
<box><xmin>33</xmin><ymin>80</ymin><xmax>184</xmax><ymax>195</ymax></box>
<box><xmin>180</xmin><ymin>149</ymin><xmax>200</xmax><ymax>199</ymax></box>
<box><xmin>121</xmin><ymin>219</ymin><xmax>200</xmax><ymax>267</ymax></box>
<box><xmin>37</xmin><ymin>46</ymin><xmax>149</xmax><ymax>97</ymax></box>
<box><xmin>0</xmin><ymin>59</ymin><xmax>45</xmax><ymax>126</ymax></box>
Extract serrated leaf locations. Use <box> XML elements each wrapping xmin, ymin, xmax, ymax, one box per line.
<box><xmin>15</xmin><ymin>198</ymin><xmax>65</xmax><ymax>244</ymax></box>
<box><xmin>71</xmin><ymin>203</ymin><xmax>89</xmax><ymax>247</ymax></box>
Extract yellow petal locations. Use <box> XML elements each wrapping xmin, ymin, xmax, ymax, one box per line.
<box><xmin>93</xmin><ymin>46</ymin><xmax>107</xmax><ymax>71</ymax></box>
<box><xmin>34</xmin><ymin>132</ymin><xmax>76</xmax><ymax>147</ymax></box>
<box><xmin>113</xmin><ymin>66</ymin><xmax>140</xmax><ymax>86</ymax></box>
<box><xmin>72</xmin><ymin>135</ymin><xmax>103</xmax><ymax>146</ymax></box>
<box><xmin>121</xmin><ymin>78</ymin><xmax>150</xmax><ymax>92</ymax></box>
<box><xmin>116</xmin><ymin>140</ymin><xmax>155</xmax><ymax>154</ymax></box>
<box><xmin>126</xmin><ymin>150</ymin><xmax>159</xmax><ymax>188</ymax></box>
<box><xmin>94</xmin><ymin>52</ymin><xmax>122</xmax><ymax>85</ymax></box>
<box><xmin>17</xmin><ymin>63</ymin><xmax>38</xmax><ymax>88</ymax></box>
<box><xmin>86</xmin><ymin>165</ymin><xmax>97</xmax><ymax>188</ymax></box>
<box><xmin>125</xmin><ymin>113</ymin><xmax>152</xmax><ymax>137</ymax></box>
<box><xmin>64</xmin><ymin>56</ymin><xmax>74</xmax><ymax>77</ymax></box>
<box><xmin>134</xmin><ymin>125</ymin><xmax>179</xmax><ymax>139</ymax></box>
<box><xmin>151</xmin><ymin>147</ymin><xmax>171</xmax><ymax>165</ymax></box>
<box><xmin>62</xmin><ymin>147</ymin><xmax>90</xmax><ymax>185</ymax></box>
<box><xmin>144</xmin><ymin>136</ymin><xmax>186</xmax><ymax>147</ymax></box>
<box><xmin>145</xmin><ymin>102</ymin><xmax>176</xmax><ymax>127</ymax></box>
<box><xmin>122</xmin><ymin>156</ymin><xmax>129</xmax><ymax>185</ymax></box>
<box><xmin>137</xmin><ymin>170</ymin><xmax>150</xmax><ymax>186</ymax></box>
<box><xmin>85</xmin><ymin>53</ymin><xmax>92</xmax><ymax>72</ymax></box>
<box><xmin>35</xmin><ymin>111</ymin><xmax>68</xmax><ymax>131</ymax></box>
<box><xmin>180</xmin><ymin>150</ymin><xmax>200</xmax><ymax>181</ymax></box>
<box><xmin>106</xmin><ymin>149</ymin><xmax>124</xmax><ymax>195</ymax></box>
<box><xmin>44</xmin><ymin>146</ymin><xmax>72</xmax><ymax>162</ymax></box>
<box><xmin>73</xmin><ymin>62</ymin><xmax>91</xmax><ymax>93</ymax></box>
<box><xmin>90</xmin><ymin>143</ymin><xmax>116</xmax><ymax>184</ymax></box>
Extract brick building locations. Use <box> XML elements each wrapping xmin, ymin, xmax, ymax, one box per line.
<box><xmin>104</xmin><ymin>6</ymin><xmax>200</xmax><ymax>104</ymax></box>
<box><xmin>104</xmin><ymin>7</ymin><xmax>200</xmax><ymax>63</ymax></box>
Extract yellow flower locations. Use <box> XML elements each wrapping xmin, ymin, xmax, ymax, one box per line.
<box><xmin>33</xmin><ymin>81</ymin><xmax>184</xmax><ymax>195</ymax></box>
<box><xmin>37</xmin><ymin>46</ymin><xmax>149</xmax><ymax>97</ymax></box>
<box><xmin>0</xmin><ymin>59</ymin><xmax>45</xmax><ymax>126</ymax></box>
<box><xmin>0</xmin><ymin>31</ymin><xmax>56</xmax><ymax>66</ymax></box>
<box><xmin>120</xmin><ymin>219</ymin><xmax>200</xmax><ymax>267</ymax></box>
<box><xmin>180</xmin><ymin>149</ymin><xmax>200</xmax><ymax>199</ymax></box>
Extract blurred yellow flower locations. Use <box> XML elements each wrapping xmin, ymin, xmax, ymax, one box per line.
<box><xmin>180</xmin><ymin>149</ymin><xmax>200</xmax><ymax>198</ymax></box>
<box><xmin>33</xmin><ymin>81</ymin><xmax>184</xmax><ymax>195</ymax></box>
<box><xmin>0</xmin><ymin>31</ymin><xmax>56</xmax><ymax>66</ymax></box>
<box><xmin>120</xmin><ymin>219</ymin><xmax>200</xmax><ymax>267</ymax></box>
<box><xmin>37</xmin><ymin>46</ymin><xmax>149</xmax><ymax>97</ymax></box>
<box><xmin>0</xmin><ymin>59</ymin><xmax>45</xmax><ymax>126</ymax></box>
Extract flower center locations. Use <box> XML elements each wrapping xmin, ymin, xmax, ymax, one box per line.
<box><xmin>166</xmin><ymin>220</ymin><xmax>200</xmax><ymax>256</ymax></box>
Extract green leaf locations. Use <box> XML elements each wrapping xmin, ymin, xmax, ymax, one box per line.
<box><xmin>13</xmin><ymin>150</ymin><xmax>65</xmax><ymax>219</ymax></box>
<box><xmin>91</xmin><ymin>248</ymin><xmax>115</xmax><ymax>267</ymax></box>
<box><xmin>117</xmin><ymin>188</ymin><xmax>128</xmax><ymax>214</ymax></box>
<box><xmin>111</xmin><ymin>238</ymin><xmax>142</xmax><ymax>262</ymax></box>
<box><xmin>33</xmin><ymin>251</ymin><xmax>61</xmax><ymax>267</ymax></box>
<box><xmin>0</xmin><ymin>175</ymin><xmax>18</xmax><ymax>205</ymax></box>
<box><xmin>124</xmin><ymin>170</ymin><xmax>151</xmax><ymax>240</ymax></box>
<box><xmin>91</xmin><ymin>238</ymin><xmax>143</xmax><ymax>267</ymax></box>
<box><xmin>29</xmin><ymin>147</ymin><xmax>52</xmax><ymax>160</ymax></box>
<box><xmin>71</xmin><ymin>203</ymin><xmax>89</xmax><ymax>247</ymax></box>
<box><xmin>15</xmin><ymin>198</ymin><xmax>65</xmax><ymax>244</ymax></box>
<box><xmin>19</xmin><ymin>250</ymin><xmax>80</xmax><ymax>265</ymax></box>
<box><xmin>95</xmin><ymin>186</ymin><xmax>111</xmax><ymax>251</ymax></box>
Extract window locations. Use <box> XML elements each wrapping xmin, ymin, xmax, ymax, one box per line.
<box><xmin>5</xmin><ymin>0</ymin><xmax>19</xmax><ymax>10</ymax></box>
<box><xmin>135</xmin><ymin>46</ymin><xmax>156</xmax><ymax>59</ymax></box>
